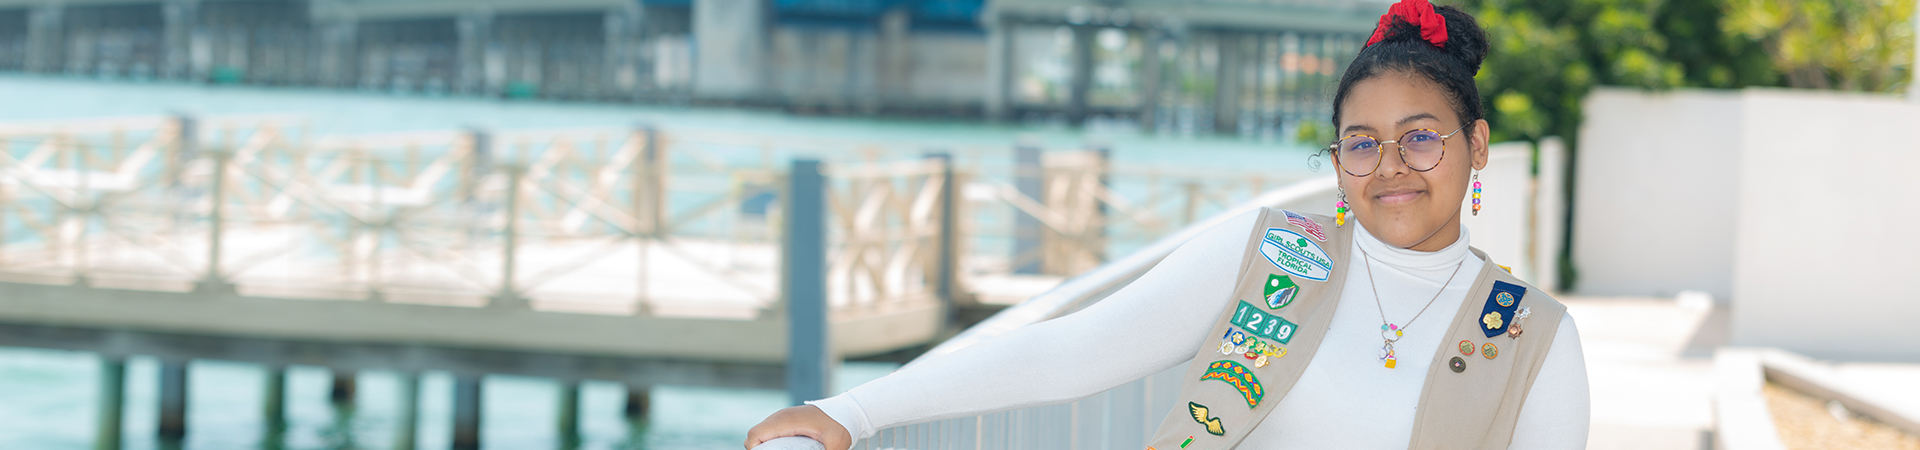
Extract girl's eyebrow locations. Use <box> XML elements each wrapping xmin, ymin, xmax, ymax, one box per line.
<box><xmin>1397</xmin><ymin>113</ymin><xmax>1440</xmax><ymax>127</ymax></box>
<box><xmin>1341</xmin><ymin>113</ymin><xmax>1440</xmax><ymax>135</ymax></box>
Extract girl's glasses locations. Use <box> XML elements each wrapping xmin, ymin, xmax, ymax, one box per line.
<box><xmin>1327</xmin><ymin>126</ymin><xmax>1466</xmax><ymax>177</ymax></box>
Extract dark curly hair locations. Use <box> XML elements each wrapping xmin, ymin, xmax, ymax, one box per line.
<box><xmin>1329</xmin><ymin>5</ymin><xmax>1491</xmax><ymax>138</ymax></box>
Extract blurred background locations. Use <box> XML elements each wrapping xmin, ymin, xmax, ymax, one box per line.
<box><xmin>0</xmin><ymin>0</ymin><xmax>1913</xmax><ymax>449</ymax></box>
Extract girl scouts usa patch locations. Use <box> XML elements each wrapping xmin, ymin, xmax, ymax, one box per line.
<box><xmin>1259</xmin><ymin>228</ymin><xmax>1333</xmax><ymax>282</ymax></box>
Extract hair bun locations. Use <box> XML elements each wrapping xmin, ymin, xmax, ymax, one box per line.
<box><xmin>1374</xmin><ymin>5</ymin><xmax>1489</xmax><ymax>75</ymax></box>
<box><xmin>1434</xmin><ymin>5</ymin><xmax>1489</xmax><ymax>75</ymax></box>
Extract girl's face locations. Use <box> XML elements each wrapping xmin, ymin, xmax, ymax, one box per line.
<box><xmin>1333</xmin><ymin>71</ymin><xmax>1490</xmax><ymax>252</ymax></box>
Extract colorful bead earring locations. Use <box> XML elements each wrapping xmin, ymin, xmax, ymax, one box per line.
<box><xmin>1471</xmin><ymin>171</ymin><xmax>1482</xmax><ymax>216</ymax></box>
<box><xmin>1335</xmin><ymin>188</ymin><xmax>1349</xmax><ymax>226</ymax></box>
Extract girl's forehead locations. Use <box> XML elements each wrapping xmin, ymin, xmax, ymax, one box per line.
<box><xmin>1339</xmin><ymin>75</ymin><xmax>1456</xmax><ymax>131</ymax></box>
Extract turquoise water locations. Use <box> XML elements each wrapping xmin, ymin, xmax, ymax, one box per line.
<box><xmin>0</xmin><ymin>346</ymin><xmax>899</xmax><ymax>450</ymax></box>
<box><xmin>0</xmin><ymin>75</ymin><xmax>1328</xmax><ymax>449</ymax></box>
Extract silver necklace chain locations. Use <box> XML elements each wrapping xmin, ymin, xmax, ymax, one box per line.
<box><xmin>1357</xmin><ymin>242</ymin><xmax>1465</xmax><ymax>343</ymax></box>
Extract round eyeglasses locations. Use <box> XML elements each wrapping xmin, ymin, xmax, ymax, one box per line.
<box><xmin>1327</xmin><ymin>126</ymin><xmax>1466</xmax><ymax>177</ymax></box>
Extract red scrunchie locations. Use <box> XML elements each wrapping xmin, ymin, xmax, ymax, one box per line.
<box><xmin>1365</xmin><ymin>0</ymin><xmax>1449</xmax><ymax>48</ymax></box>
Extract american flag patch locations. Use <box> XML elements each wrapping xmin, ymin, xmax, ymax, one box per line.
<box><xmin>1282</xmin><ymin>210</ymin><xmax>1327</xmax><ymax>241</ymax></box>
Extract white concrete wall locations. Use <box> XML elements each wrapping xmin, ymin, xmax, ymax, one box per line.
<box><xmin>1730</xmin><ymin>90</ymin><xmax>1920</xmax><ymax>361</ymax></box>
<box><xmin>1462</xmin><ymin>142</ymin><xmax>1536</xmax><ymax>283</ymax></box>
<box><xmin>1573</xmin><ymin>88</ymin><xmax>1744</xmax><ymax>299</ymax></box>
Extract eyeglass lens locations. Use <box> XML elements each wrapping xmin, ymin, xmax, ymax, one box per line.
<box><xmin>1337</xmin><ymin>129</ymin><xmax>1447</xmax><ymax>177</ymax></box>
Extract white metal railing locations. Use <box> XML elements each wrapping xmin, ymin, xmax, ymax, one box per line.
<box><xmin>849</xmin><ymin>176</ymin><xmax>1338</xmax><ymax>449</ymax></box>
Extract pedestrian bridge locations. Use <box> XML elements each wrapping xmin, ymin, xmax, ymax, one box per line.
<box><xmin>0</xmin><ymin>114</ymin><xmax>1327</xmax><ymax>448</ymax></box>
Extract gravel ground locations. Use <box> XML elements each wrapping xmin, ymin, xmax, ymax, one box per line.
<box><xmin>1765</xmin><ymin>382</ymin><xmax>1920</xmax><ymax>450</ymax></box>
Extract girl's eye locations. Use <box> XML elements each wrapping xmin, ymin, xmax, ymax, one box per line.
<box><xmin>1351</xmin><ymin>141</ymin><xmax>1376</xmax><ymax>150</ymax></box>
<box><xmin>1407</xmin><ymin>133</ymin><xmax>1435</xmax><ymax>142</ymax></box>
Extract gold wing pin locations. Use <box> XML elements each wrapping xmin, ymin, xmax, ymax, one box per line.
<box><xmin>1188</xmin><ymin>402</ymin><xmax>1226</xmax><ymax>436</ymax></box>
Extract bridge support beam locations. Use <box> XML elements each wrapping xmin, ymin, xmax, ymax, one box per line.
<box><xmin>558</xmin><ymin>381</ymin><xmax>581</xmax><ymax>449</ymax></box>
<box><xmin>94</xmin><ymin>357</ymin><xmax>125</xmax><ymax>450</ymax></box>
<box><xmin>157</xmin><ymin>360</ymin><xmax>188</xmax><ymax>442</ymax></box>
<box><xmin>394</xmin><ymin>371</ymin><xmax>419</xmax><ymax>450</ymax></box>
<box><xmin>452</xmin><ymin>374</ymin><xmax>482</xmax><ymax>450</ymax></box>
<box><xmin>785</xmin><ymin>159</ymin><xmax>831</xmax><ymax>405</ymax></box>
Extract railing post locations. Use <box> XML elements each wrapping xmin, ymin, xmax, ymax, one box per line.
<box><xmin>925</xmin><ymin>152</ymin><xmax>958</xmax><ymax>324</ymax></box>
<box><xmin>785</xmin><ymin>159</ymin><xmax>831</xmax><ymax>405</ymax></box>
<box><xmin>632</xmin><ymin>125</ymin><xmax>662</xmax><ymax>316</ymax></box>
<box><xmin>1013</xmin><ymin>141</ymin><xmax>1043</xmax><ymax>275</ymax></box>
<box><xmin>494</xmin><ymin>165</ymin><xmax>526</xmax><ymax>309</ymax></box>
<box><xmin>197</xmin><ymin>140</ymin><xmax>233</xmax><ymax>295</ymax></box>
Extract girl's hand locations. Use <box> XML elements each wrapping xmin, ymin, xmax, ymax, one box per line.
<box><xmin>744</xmin><ymin>405</ymin><xmax>852</xmax><ymax>450</ymax></box>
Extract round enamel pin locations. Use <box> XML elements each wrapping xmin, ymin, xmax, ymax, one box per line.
<box><xmin>1495</xmin><ymin>291</ymin><xmax>1517</xmax><ymax>307</ymax></box>
<box><xmin>1254</xmin><ymin>354</ymin><xmax>1270</xmax><ymax>368</ymax></box>
<box><xmin>1449</xmin><ymin>356</ymin><xmax>1466</xmax><ymax>373</ymax></box>
<box><xmin>1481</xmin><ymin>342</ymin><xmax>1499</xmax><ymax>359</ymax></box>
<box><xmin>1458</xmin><ymin>340</ymin><xmax>1475</xmax><ymax>356</ymax></box>
<box><xmin>1218</xmin><ymin>341</ymin><xmax>1235</xmax><ymax>355</ymax></box>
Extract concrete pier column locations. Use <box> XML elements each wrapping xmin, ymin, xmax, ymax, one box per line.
<box><xmin>451</xmin><ymin>374</ymin><xmax>482</xmax><ymax>450</ymax></box>
<box><xmin>784</xmin><ymin>159</ymin><xmax>831</xmax><ymax>405</ymax></box>
<box><xmin>157</xmin><ymin>360</ymin><xmax>188</xmax><ymax>441</ymax></box>
<box><xmin>456</xmin><ymin>9</ymin><xmax>494</xmax><ymax>95</ymax></box>
<box><xmin>1067</xmin><ymin>25</ymin><xmax>1095</xmax><ymax>125</ymax></box>
<box><xmin>328</xmin><ymin>369</ymin><xmax>356</xmax><ymax>404</ymax></box>
<box><xmin>95</xmin><ymin>357</ymin><xmax>125</xmax><ymax>450</ymax></box>
<box><xmin>604</xmin><ymin>5</ymin><xmax>645</xmax><ymax>100</ymax></box>
<box><xmin>691</xmin><ymin>0</ymin><xmax>767</xmax><ymax>101</ymax></box>
<box><xmin>315</xmin><ymin>17</ymin><xmax>358</xmax><ymax>88</ymax></box>
<box><xmin>557</xmin><ymin>381</ymin><xmax>581</xmax><ymax>449</ymax></box>
<box><xmin>1012</xmin><ymin>142</ymin><xmax>1043</xmax><ymax>275</ymax></box>
<box><xmin>162</xmin><ymin>0</ymin><xmax>200</xmax><ymax>80</ymax></box>
<box><xmin>1137</xmin><ymin>29</ymin><xmax>1164</xmax><ymax>131</ymax></box>
<box><xmin>622</xmin><ymin>385</ymin><xmax>650</xmax><ymax>418</ymax></box>
<box><xmin>24</xmin><ymin>2</ymin><xmax>64</xmax><ymax>74</ymax></box>
<box><xmin>262</xmin><ymin>366</ymin><xmax>287</xmax><ymax>447</ymax></box>
<box><xmin>394</xmin><ymin>371</ymin><xmax>419</xmax><ymax>450</ymax></box>
<box><xmin>983</xmin><ymin>15</ymin><xmax>1011</xmax><ymax>121</ymax></box>
<box><xmin>1213</xmin><ymin>32</ymin><xmax>1243</xmax><ymax>135</ymax></box>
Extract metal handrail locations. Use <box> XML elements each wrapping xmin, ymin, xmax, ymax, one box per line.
<box><xmin>908</xmin><ymin>174</ymin><xmax>1337</xmax><ymax>370</ymax></box>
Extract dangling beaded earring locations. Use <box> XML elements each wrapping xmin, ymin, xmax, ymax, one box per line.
<box><xmin>1471</xmin><ymin>171</ymin><xmax>1482</xmax><ymax>216</ymax></box>
<box><xmin>1335</xmin><ymin>188</ymin><xmax>1349</xmax><ymax>227</ymax></box>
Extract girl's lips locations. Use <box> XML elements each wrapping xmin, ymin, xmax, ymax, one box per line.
<box><xmin>1374</xmin><ymin>189</ymin><xmax>1424</xmax><ymax>204</ymax></box>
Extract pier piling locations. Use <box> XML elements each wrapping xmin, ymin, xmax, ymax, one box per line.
<box><xmin>395</xmin><ymin>371</ymin><xmax>419</xmax><ymax>450</ymax></box>
<box><xmin>558</xmin><ymin>381</ymin><xmax>581</xmax><ymax>449</ymax></box>
<box><xmin>328</xmin><ymin>369</ymin><xmax>356</xmax><ymax>404</ymax></box>
<box><xmin>622</xmin><ymin>386</ymin><xmax>650</xmax><ymax>418</ymax></box>
<box><xmin>94</xmin><ymin>357</ymin><xmax>125</xmax><ymax>450</ymax></box>
<box><xmin>452</xmin><ymin>374</ymin><xmax>482</xmax><ymax>450</ymax></box>
<box><xmin>157</xmin><ymin>360</ymin><xmax>187</xmax><ymax>441</ymax></box>
<box><xmin>263</xmin><ymin>366</ymin><xmax>287</xmax><ymax>447</ymax></box>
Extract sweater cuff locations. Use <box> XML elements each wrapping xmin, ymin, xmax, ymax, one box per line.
<box><xmin>806</xmin><ymin>393</ymin><xmax>875</xmax><ymax>440</ymax></box>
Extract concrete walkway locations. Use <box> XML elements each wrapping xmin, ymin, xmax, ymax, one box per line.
<box><xmin>1569</xmin><ymin>297</ymin><xmax>1920</xmax><ymax>450</ymax></box>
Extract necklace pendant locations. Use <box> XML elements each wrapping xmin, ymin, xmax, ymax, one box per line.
<box><xmin>1378</xmin><ymin>342</ymin><xmax>1398</xmax><ymax>369</ymax></box>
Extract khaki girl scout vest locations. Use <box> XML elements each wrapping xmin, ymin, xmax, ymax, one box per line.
<box><xmin>1145</xmin><ymin>208</ymin><xmax>1567</xmax><ymax>450</ymax></box>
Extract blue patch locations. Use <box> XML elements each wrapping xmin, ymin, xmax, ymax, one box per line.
<box><xmin>1479</xmin><ymin>281</ymin><xmax>1527</xmax><ymax>338</ymax></box>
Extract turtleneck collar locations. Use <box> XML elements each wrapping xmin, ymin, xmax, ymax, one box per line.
<box><xmin>1351</xmin><ymin>220</ymin><xmax>1475</xmax><ymax>279</ymax></box>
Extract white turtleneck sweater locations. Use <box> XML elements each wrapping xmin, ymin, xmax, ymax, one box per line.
<box><xmin>808</xmin><ymin>210</ymin><xmax>1590</xmax><ymax>449</ymax></box>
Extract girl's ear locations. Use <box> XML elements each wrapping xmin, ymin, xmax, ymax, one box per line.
<box><xmin>1469</xmin><ymin>118</ymin><xmax>1490</xmax><ymax>171</ymax></box>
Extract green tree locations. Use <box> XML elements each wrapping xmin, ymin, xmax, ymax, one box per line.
<box><xmin>1721</xmin><ymin>0</ymin><xmax>1915</xmax><ymax>90</ymax></box>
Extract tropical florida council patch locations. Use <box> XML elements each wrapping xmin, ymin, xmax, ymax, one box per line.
<box><xmin>1259</xmin><ymin>228</ymin><xmax>1333</xmax><ymax>282</ymax></box>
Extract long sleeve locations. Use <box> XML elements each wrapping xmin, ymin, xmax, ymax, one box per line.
<box><xmin>808</xmin><ymin>209</ymin><xmax>1264</xmax><ymax>440</ymax></box>
<box><xmin>1506</xmin><ymin>314</ymin><xmax>1591</xmax><ymax>449</ymax></box>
